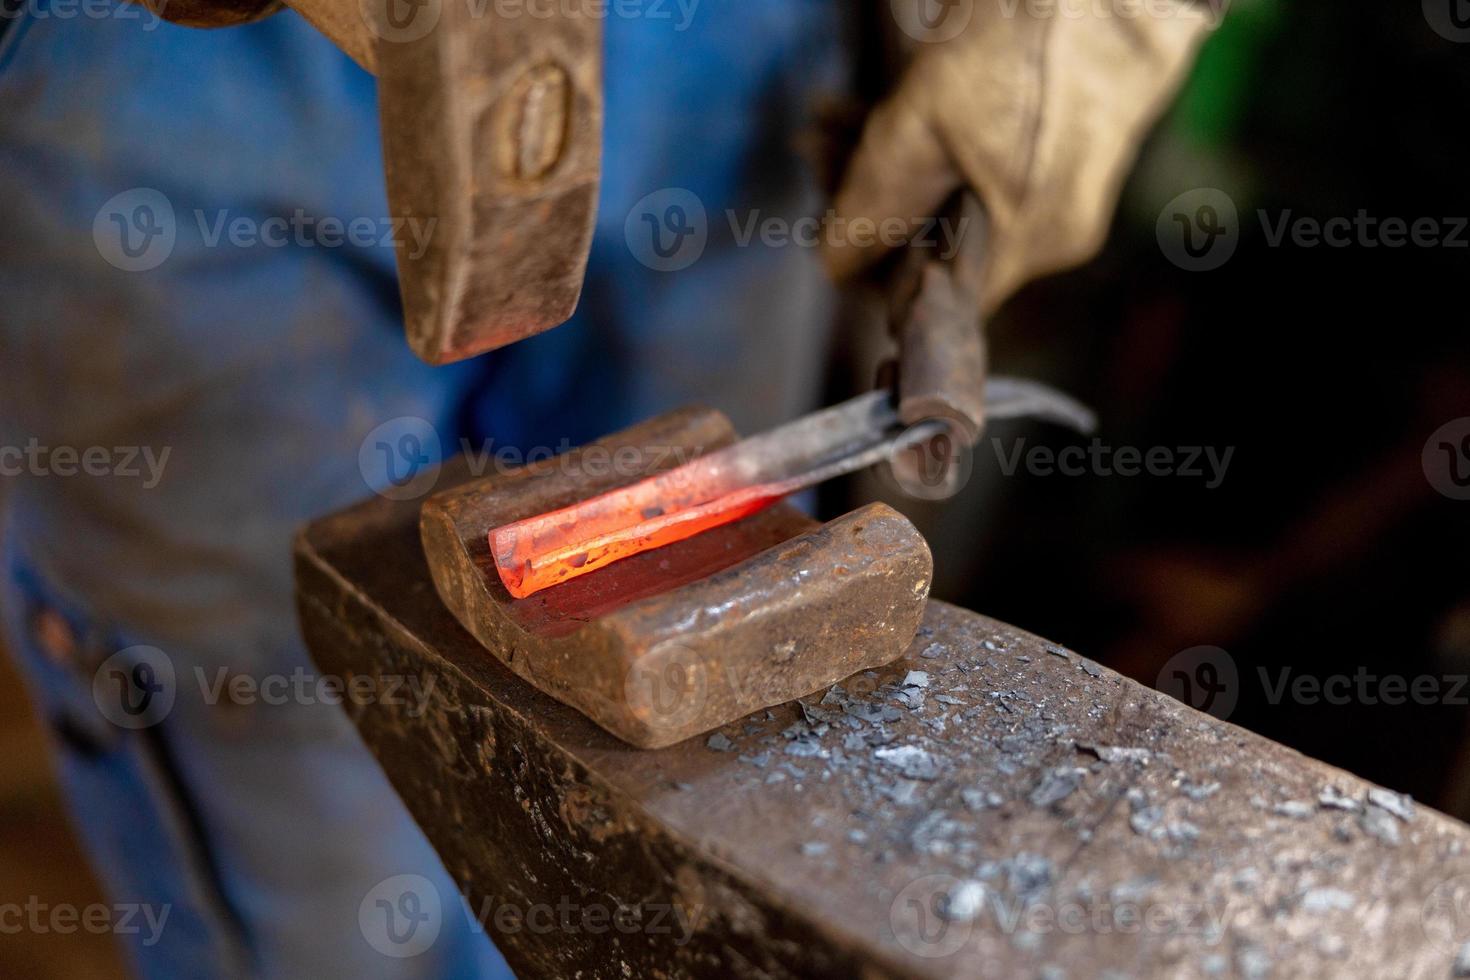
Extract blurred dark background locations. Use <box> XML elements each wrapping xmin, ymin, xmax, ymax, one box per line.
<box><xmin>838</xmin><ymin>0</ymin><xmax>1470</xmax><ymax>816</ymax></box>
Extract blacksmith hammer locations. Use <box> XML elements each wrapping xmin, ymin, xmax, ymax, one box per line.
<box><xmin>144</xmin><ymin>0</ymin><xmax>602</xmax><ymax>364</ymax></box>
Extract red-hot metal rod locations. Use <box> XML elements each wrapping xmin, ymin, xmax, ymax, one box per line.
<box><xmin>490</xmin><ymin>382</ymin><xmax>1094</xmax><ymax>599</ymax></box>
<box><xmin>491</xmin><ymin>392</ymin><xmax>931</xmax><ymax>597</ymax></box>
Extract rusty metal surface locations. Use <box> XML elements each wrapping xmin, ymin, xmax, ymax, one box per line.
<box><xmin>297</xmin><ymin>486</ymin><xmax>1470</xmax><ymax>979</ymax></box>
<box><xmin>377</xmin><ymin>7</ymin><xmax>602</xmax><ymax>363</ymax></box>
<box><xmin>896</xmin><ymin>196</ymin><xmax>990</xmax><ymax>447</ymax></box>
<box><xmin>420</xmin><ymin>407</ymin><xmax>933</xmax><ymax>748</ymax></box>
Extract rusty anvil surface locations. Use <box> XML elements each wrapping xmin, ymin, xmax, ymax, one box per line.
<box><xmin>296</xmin><ymin>494</ymin><xmax>1470</xmax><ymax>978</ymax></box>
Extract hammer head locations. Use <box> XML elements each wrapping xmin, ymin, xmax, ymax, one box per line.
<box><xmin>372</xmin><ymin>3</ymin><xmax>602</xmax><ymax>364</ymax></box>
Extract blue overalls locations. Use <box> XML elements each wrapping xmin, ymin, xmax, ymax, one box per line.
<box><xmin>0</xmin><ymin>0</ymin><xmax>848</xmax><ymax>975</ymax></box>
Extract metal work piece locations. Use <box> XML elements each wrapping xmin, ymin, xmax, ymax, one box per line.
<box><xmin>488</xmin><ymin>392</ymin><xmax>939</xmax><ymax>597</ymax></box>
<box><xmin>492</xmin><ymin>380</ymin><xmax>1092</xmax><ymax>598</ymax></box>
<box><xmin>484</xmin><ymin>393</ymin><xmax>934</xmax><ymax>598</ymax></box>
<box><xmin>297</xmin><ymin>492</ymin><xmax>1470</xmax><ymax>978</ymax></box>
<box><xmin>419</xmin><ymin>408</ymin><xmax>933</xmax><ymax>748</ymax></box>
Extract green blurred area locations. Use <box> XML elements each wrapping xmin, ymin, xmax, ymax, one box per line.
<box><xmin>1172</xmin><ymin>0</ymin><xmax>1283</xmax><ymax>150</ymax></box>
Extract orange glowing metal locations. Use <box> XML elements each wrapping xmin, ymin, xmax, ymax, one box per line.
<box><xmin>491</xmin><ymin>466</ymin><xmax>799</xmax><ymax>599</ymax></box>
<box><xmin>489</xmin><ymin>382</ymin><xmax>1096</xmax><ymax>599</ymax></box>
<box><xmin>489</xmin><ymin>392</ymin><xmax>925</xmax><ymax>599</ymax></box>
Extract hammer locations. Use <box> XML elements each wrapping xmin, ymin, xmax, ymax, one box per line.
<box><xmin>145</xmin><ymin>0</ymin><xmax>604</xmax><ymax>364</ymax></box>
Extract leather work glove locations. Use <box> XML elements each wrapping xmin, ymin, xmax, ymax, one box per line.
<box><xmin>827</xmin><ymin>0</ymin><xmax>1219</xmax><ymax>311</ymax></box>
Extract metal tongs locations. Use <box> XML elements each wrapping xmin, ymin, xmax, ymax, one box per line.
<box><xmin>489</xmin><ymin>193</ymin><xmax>1094</xmax><ymax>597</ymax></box>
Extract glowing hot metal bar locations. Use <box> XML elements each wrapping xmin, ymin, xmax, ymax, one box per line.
<box><xmin>491</xmin><ymin>382</ymin><xmax>1095</xmax><ymax>598</ymax></box>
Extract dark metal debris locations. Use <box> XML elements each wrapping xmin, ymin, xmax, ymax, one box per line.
<box><xmin>1319</xmin><ymin>785</ymin><xmax>1362</xmax><ymax>813</ymax></box>
<box><xmin>874</xmin><ymin>744</ymin><xmax>942</xmax><ymax>781</ymax></box>
<box><xmin>1030</xmin><ymin>767</ymin><xmax>1086</xmax><ymax>807</ymax></box>
<box><xmin>1367</xmin><ymin>788</ymin><xmax>1414</xmax><ymax>822</ymax></box>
